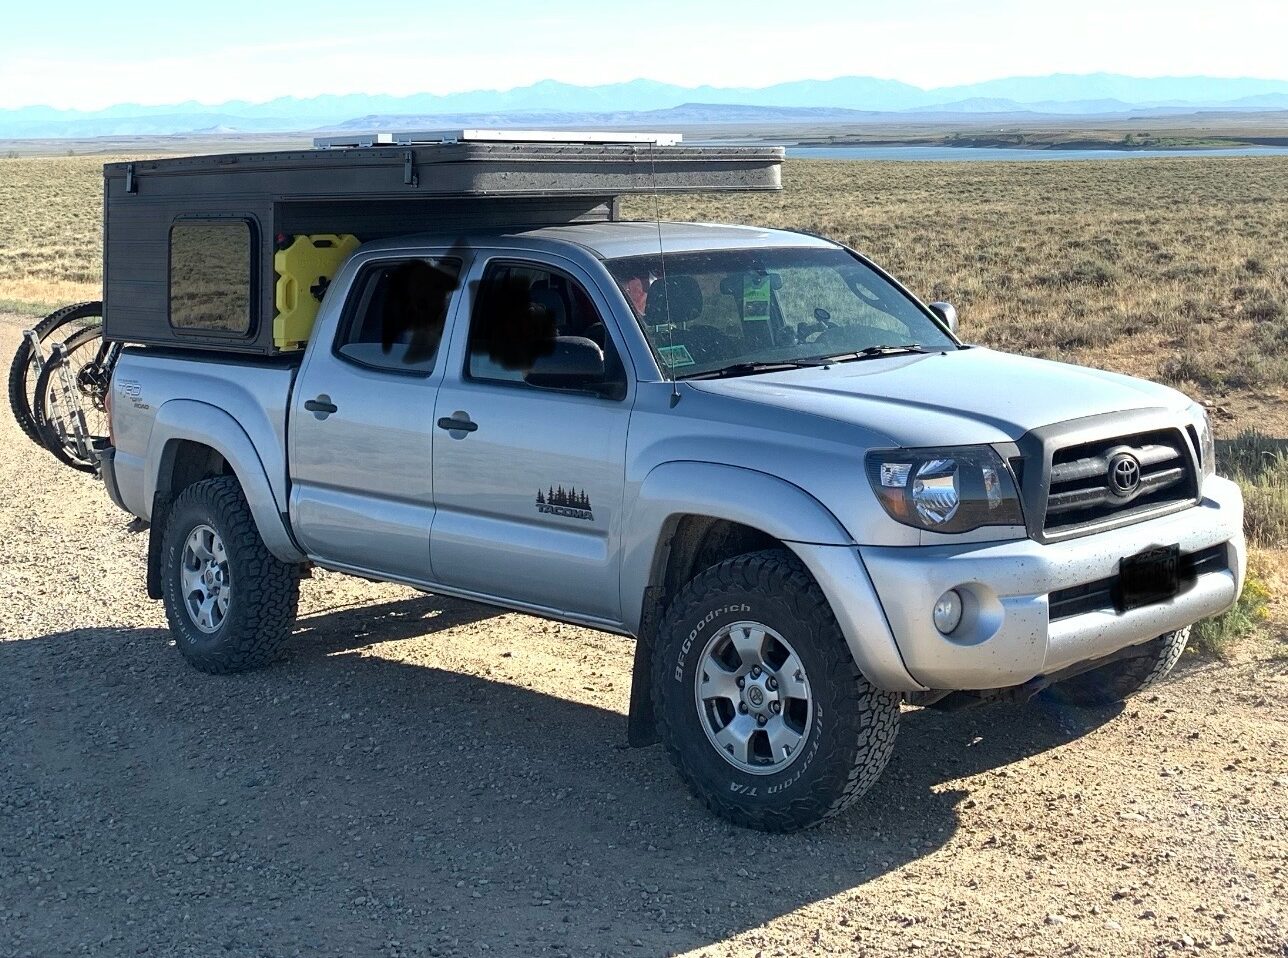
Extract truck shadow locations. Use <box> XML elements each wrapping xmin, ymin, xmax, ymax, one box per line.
<box><xmin>1</xmin><ymin>595</ymin><xmax>1121</xmax><ymax>957</ymax></box>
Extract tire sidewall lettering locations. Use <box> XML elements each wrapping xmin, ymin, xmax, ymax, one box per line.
<box><xmin>674</xmin><ymin>603</ymin><xmax>750</xmax><ymax>682</ymax></box>
<box><xmin>671</xmin><ymin>599</ymin><xmax>826</xmax><ymax>802</ymax></box>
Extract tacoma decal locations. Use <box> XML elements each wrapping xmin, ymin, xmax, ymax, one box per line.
<box><xmin>537</xmin><ymin>486</ymin><xmax>594</xmax><ymax>521</ymax></box>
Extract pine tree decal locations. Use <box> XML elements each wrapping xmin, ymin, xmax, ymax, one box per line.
<box><xmin>535</xmin><ymin>484</ymin><xmax>594</xmax><ymax>520</ymax></box>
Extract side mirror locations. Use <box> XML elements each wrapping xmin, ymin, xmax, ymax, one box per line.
<box><xmin>524</xmin><ymin>336</ymin><xmax>606</xmax><ymax>390</ymax></box>
<box><xmin>928</xmin><ymin>301</ymin><xmax>958</xmax><ymax>334</ymax></box>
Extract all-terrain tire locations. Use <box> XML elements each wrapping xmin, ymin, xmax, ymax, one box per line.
<box><xmin>652</xmin><ymin>548</ymin><xmax>901</xmax><ymax>832</ymax></box>
<box><xmin>1045</xmin><ymin>627</ymin><xmax>1191</xmax><ymax>707</ymax></box>
<box><xmin>161</xmin><ymin>476</ymin><xmax>300</xmax><ymax>674</ymax></box>
<box><xmin>7</xmin><ymin>301</ymin><xmax>102</xmax><ymax>447</ymax></box>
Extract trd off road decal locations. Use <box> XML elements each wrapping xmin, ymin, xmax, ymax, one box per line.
<box><xmin>117</xmin><ymin>379</ymin><xmax>149</xmax><ymax>411</ymax></box>
<box><xmin>536</xmin><ymin>486</ymin><xmax>594</xmax><ymax>521</ymax></box>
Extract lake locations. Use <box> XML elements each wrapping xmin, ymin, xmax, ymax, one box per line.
<box><xmin>785</xmin><ymin>145</ymin><xmax>1288</xmax><ymax>162</ymax></box>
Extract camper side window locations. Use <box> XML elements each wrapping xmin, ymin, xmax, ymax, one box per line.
<box><xmin>169</xmin><ymin>220</ymin><xmax>254</xmax><ymax>334</ymax></box>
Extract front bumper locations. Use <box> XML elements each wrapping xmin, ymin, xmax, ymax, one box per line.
<box><xmin>858</xmin><ymin>475</ymin><xmax>1246</xmax><ymax>690</ymax></box>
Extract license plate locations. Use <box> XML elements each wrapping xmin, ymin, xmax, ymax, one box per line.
<box><xmin>1117</xmin><ymin>544</ymin><xmax>1181</xmax><ymax>612</ymax></box>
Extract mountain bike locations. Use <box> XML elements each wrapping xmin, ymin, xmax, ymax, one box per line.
<box><xmin>7</xmin><ymin>301</ymin><xmax>120</xmax><ymax>473</ymax></box>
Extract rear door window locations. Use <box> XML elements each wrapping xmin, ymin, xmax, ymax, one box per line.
<box><xmin>334</xmin><ymin>258</ymin><xmax>462</xmax><ymax>374</ymax></box>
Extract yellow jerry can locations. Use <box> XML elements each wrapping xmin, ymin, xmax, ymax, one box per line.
<box><xmin>273</xmin><ymin>234</ymin><xmax>361</xmax><ymax>349</ymax></box>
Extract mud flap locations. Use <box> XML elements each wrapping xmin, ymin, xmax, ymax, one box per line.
<box><xmin>145</xmin><ymin>492</ymin><xmax>170</xmax><ymax>600</ymax></box>
<box><xmin>626</xmin><ymin>585</ymin><xmax>664</xmax><ymax>747</ymax></box>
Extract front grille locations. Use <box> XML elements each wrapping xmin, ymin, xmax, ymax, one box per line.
<box><xmin>1049</xmin><ymin>543</ymin><xmax>1228</xmax><ymax>621</ymax></box>
<box><xmin>1043</xmin><ymin>428</ymin><xmax>1198</xmax><ymax>535</ymax></box>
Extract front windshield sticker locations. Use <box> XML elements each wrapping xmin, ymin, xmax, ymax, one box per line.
<box><xmin>657</xmin><ymin>344</ymin><xmax>696</xmax><ymax>368</ymax></box>
<box><xmin>742</xmin><ymin>273</ymin><xmax>771</xmax><ymax>321</ymax></box>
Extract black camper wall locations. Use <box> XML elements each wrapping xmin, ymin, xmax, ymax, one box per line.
<box><xmin>101</xmin><ymin>143</ymin><xmax>782</xmax><ymax>353</ymax></box>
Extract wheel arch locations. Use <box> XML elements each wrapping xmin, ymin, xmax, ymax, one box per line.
<box><xmin>621</xmin><ymin>461</ymin><xmax>889</xmax><ymax>746</ymax></box>
<box><xmin>621</xmin><ymin>462</ymin><xmax>855</xmax><ymax>636</ymax></box>
<box><xmin>144</xmin><ymin>401</ymin><xmax>305</xmax><ymax>598</ymax></box>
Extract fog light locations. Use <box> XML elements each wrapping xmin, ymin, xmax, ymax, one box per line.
<box><xmin>933</xmin><ymin>589</ymin><xmax>963</xmax><ymax>634</ymax></box>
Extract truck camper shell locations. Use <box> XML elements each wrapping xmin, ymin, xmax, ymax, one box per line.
<box><xmin>100</xmin><ymin>131</ymin><xmax>784</xmax><ymax>354</ymax></box>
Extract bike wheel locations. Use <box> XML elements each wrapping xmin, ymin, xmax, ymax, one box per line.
<box><xmin>7</xmin><ymin>301</ymin><xmax>103</xmax><ymax>447</ymax></box>
<box><xmin>32</xmin><ymin>326</ymin><xmax>112</xmax><ymax>473</ymax></box>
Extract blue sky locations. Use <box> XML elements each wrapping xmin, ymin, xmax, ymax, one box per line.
<box><xmin>3</xmin><ymin>0</ymin><xmax>1287</xmax><ymax>110</ymax></box>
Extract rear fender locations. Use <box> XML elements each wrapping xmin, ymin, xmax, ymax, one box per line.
<box><xmin>144</xmin><ymin>399</ymin><xmax>304</xmax><ymax>563</ymax></box>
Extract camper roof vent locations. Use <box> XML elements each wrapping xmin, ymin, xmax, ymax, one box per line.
<box><xmin>312</xmin><ymin>129</ymin><xmax>684</xmax><ymax>150</ymax></box>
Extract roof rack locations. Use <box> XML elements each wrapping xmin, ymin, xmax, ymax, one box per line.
<box><xmin>313</xmin><ymin>129</ymin><xmax>685</xmax><ymax>149</ymax></box>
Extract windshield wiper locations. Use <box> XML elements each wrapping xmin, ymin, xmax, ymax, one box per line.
<box><xmin>680</xmin><ymin>358</ymin><xmax>831</xmax><ymax>380</ymax></box>
<box><xmin>813</xmin><ymin>344</ymin><xmax>929</xmax><ymax>363</ymax></box>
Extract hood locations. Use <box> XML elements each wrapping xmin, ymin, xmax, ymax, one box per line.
<box><xmin>687</xmin><ymin>347</ymin><xmax>1192</xmax><ymax>447</ymax></box>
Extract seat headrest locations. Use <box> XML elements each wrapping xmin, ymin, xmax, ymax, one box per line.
<box><xmin>529</xmin><ymin>286</ymin><xmax>567</xmax><ymax>330</ymax></box>
<box><xmin>643</xmin><ymin>275</ymin><xmax>703</xmax><ymax>327</ymax></box>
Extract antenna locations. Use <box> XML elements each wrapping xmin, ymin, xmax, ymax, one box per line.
<box><xmin>648</xmin><ymin>144</ymin><xmax>682</xmax><ymax>408</ymax></box>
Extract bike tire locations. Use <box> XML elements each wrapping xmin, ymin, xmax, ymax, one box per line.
<box><xmin>32</xmin><ymin>325</ymin><xmax>103</xmax><ymax>473</ymax></box>
<box><xmin>7</xmin><ymin>300</ymin><xmax>103</xmax><ymax>447</ymax></box>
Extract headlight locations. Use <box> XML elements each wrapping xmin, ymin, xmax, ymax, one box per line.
<box><xmin>1189</xmin><ymin>403</ymin><xmax>1216</xmax><ymax>480</ymax></box>
<box><xmin>865</xmin><ymin>446</ymin><xmax>1024</xmax><ymax>533</ymax></box>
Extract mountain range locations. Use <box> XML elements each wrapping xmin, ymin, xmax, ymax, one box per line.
<box><xmin>4</xmin><ymin>73</ymin><xmax>1288</xmax><ymax>139</ymax></box>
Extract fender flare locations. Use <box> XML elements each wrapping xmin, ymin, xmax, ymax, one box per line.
<box><xmin>620</xmin><ymin>462</ymin><xmax>922</xmax><ymax>735</ymax></box>
<box><xmin>145</xmin><ymin>399</ymin><xmax>305</xmax><ymax>563</ymax></box>
<box><xmin>620</xmin><ymin>461</ymin><xmax>853</xmax><ymax>635</ymax></box>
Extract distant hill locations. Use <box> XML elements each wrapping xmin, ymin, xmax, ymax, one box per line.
<box><xmin>4</xmin><ymin>73</ymin><xmax>1288</xmax><ymax>139</ymax></box>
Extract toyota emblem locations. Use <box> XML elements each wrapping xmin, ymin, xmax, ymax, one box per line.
<box><xmin>1108</xmin><ymin>452</ymin><xmax>1142</xmax><ymax>497</ymax></box>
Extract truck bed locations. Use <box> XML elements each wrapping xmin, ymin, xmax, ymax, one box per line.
<box><xmin>109</xmin><ymin>348</ymin><xmax>299</xmax><ymax>523</ymax></box>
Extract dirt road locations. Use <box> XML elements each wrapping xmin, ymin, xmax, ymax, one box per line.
<box><xmin>1</xmin><ymin>314</ymin><xmax>1284</xmax><ymax>958</ymax></box>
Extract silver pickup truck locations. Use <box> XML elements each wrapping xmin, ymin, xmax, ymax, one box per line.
<box><xmin>101</xmin><ymin>221</ymin><xmax>1246</xmax><ymax>831</ymax></box>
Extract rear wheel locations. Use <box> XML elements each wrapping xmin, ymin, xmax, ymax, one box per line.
<box><xmin>161</xmin><ymin>476</ymin><xmax>300</xmax><ymax>674</ymax></box>
<box><xmin>1045</xmin><ymin>628</ymin><xmax>1191</xmax><ymax>706</ymax></box>
<box><xmin>652</xmin><ymin>549</ymin><xmax>901</xmax><ymax>832</ymax></box>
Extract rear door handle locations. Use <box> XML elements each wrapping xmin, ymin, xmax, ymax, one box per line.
<box><xmin>437</xmin><ymin>414</ymin><xmax>478</xmax><ymax>434</ymax></box>
<box><xmin>304</xmin><ymin>396</ymin><xmax>338</xmax><ymax>417</ymax></box>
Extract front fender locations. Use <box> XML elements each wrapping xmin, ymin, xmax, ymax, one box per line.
<box><xmin>145</xmin><ymin>400</ymin><xmax>305</xmax><ymax>563</ymax></box>
<box><xmin>619</xmin><ymin>461</ymin><xmax>921</xmax><ymax>691</ymax></box>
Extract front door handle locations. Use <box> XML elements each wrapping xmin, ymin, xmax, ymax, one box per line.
<box><xmin>437</xmin><ymin>414</ymin><xmax>478</xmax><ymax>434</ymax></box>
<box><xmin>304</xmin><ymin>395</ymin><xmax>338</xmax><ymax>417</ymax></box>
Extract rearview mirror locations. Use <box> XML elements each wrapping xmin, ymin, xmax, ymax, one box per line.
<box><xmin>524</xmin><ymin>336</ymin><xmax>606</xmax><ymax>390</ymax></box>
<box><xmin>928</xmin><ymin>301</ymin><xmax>958</xmax><ymax>334</ymax></box>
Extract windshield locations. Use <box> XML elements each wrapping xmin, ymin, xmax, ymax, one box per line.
<box><xmin>605</xmin><ymin>246</ymin><xmax>955</xmax><ymax>378</ymax></box>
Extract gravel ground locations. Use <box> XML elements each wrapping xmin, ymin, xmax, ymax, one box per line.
<box><xmin>1</xmin><ymin>314</ymin><xmax>1285</xmax><ymax>958</ymax></box>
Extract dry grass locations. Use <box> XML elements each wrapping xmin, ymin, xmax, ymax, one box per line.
<box><xmin>0</xmin><ymin>155</ymin><xmax>112</xmax><ymax>310</ymax></box>
<box><xmin>3</xmin><ymin>151</ymin><xmax>1286</xmax><ymax>651</ymax></box>
<box><xmin>4</xmin><ymin>153</ymin><xmax>1286</xmax><ymax>410</ymax></box>
<box><xmin>630</xmin><ymin>158</ymin><xmax>1288</xmax><ymax>415</ymax></box>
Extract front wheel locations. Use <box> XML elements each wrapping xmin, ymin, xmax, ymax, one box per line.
<box><xmin>161</xmin><ymin>476</ymin><xmax>300</xmax><ymax>674</ymax></box>
<box><xmin>652</xmin><ymin>549</ymin><xmax>901</xmax><ymax>832</ymax></box>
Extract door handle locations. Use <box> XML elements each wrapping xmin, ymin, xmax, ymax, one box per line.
<box><xmin>304</xmin><ymin>395</ymin><xmax>338</xmax><ymax>417</ymax></box>
<box><xmin>437</xmin><ymin>414</ymin><xmax>478</xmax><ymax>434</ymax></box>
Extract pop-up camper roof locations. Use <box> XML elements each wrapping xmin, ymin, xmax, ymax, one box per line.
<box><xmin>102</xmin><ymin>131</ymin><xmax>783</xmax><ymax>353</ymax></box>
<box><xmin>102</xmin><ymin>130</ymin><xmax>781</xmax><ymax>201</ymax></box>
